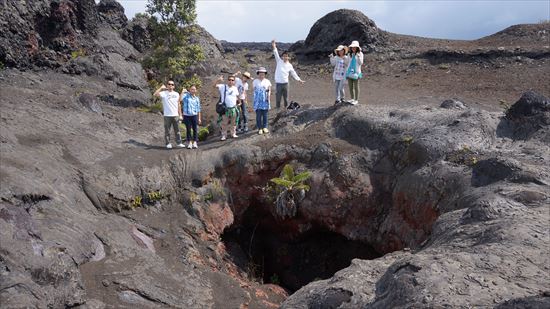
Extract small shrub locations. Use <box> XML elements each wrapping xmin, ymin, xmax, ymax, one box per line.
<box><xmin>499</xmin><ymin>99</ymin><xmax>511</xmax><ymax>112</ymax></box>
<box><xmin>266</xmin><ymin>164</ymin><xmax>311</xmax><ymax>219</ymax></box>
<box><xmin>0</xmin><ymin>61</ymin><xmax>4</xmax><ymax>70</ymax></box>
<box><xmin>131</xmin><ymin>195</ymin><xmax>142</xmax><ymax>208</ymax></box>
<box><xmin>270</xmin><ymin>274</ymin><xmax>280</xmax><ymax>285</ymax></box>
<box><xmin>137</xmin><ymin>102</ymin><xmax>163</xmax><ymax>113</ymax></box>
<box><xmin>401</xmin><ymin>135</ymin><xmax>414</xmax><ymax>145</ymax></box>
<box><xmin>147</xmin><ymin>191</ymin><xmax>164</xmax><ymax>202</ymax></box>
<box><xmin>182</xmin><ymin>74</ymin><xmax>202</xmax><ymax>90</ymax></box>
<box><xmin>198</xmin><ymin>126</ymin><xmax>209</xmax><ymax>141</ymax></box>
<box><xmin>71</xmin><ymin>48</ymin><xmax>86</xmax><ymax>59</ymax></box>
<box><xmin>438</xmin><ymin>64</ymin><xmax>450</xmax><ymax>70</ymax></box>
<box><xmin>203</xmin><ymin>192</ymin><xmax>213</xmax><ymax>202</ymax></box>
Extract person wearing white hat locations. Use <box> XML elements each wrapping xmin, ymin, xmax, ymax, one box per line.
<box><xmin>253</xmin><ymin>67</ymin><xmax>272</xmax><ymax>134</ymax></box>
<box><xmin>346</xmin><ymin>40</ymin><xmax>364</xmax><ymax>105</ymax></box>
<box><xmin>329</xmin><ymin>45</ymin><xmax>350</xmax><ymax>104</ymax></box>
<box><xmin>272</xmin><ymin>39</ymin><xmax>305</xmax><ymax>109</ymax></box>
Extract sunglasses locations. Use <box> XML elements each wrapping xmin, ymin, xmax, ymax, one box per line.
<box><xmin>167</xmin><ymin>83</ymin><xmax>175</xmax><ymax>86</ymax></box>
<box><xmin>228</xmin><ymin>79</ymin><xmax>235</xmax><ymax>82</ymax></box>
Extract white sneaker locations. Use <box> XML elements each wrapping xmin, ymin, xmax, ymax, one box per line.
<box><xmin>177</xmin><ymin>143</ymin><xmax>185</xmax><ymax>148</ymax></box>
<box><xmin>221</xmin><ymin>135</ymin><xmax>226</xmax><ymax>141</ymax></box>
<box><xmin>166</xmin><ymin>143</ymin><xmax>173</xmax><ymax>149</ymax></box>
<box><xmin>232</xmin><ymin>133</ymin><xmax>238</xmax><ymax>138</ymax></box>
<box><xmin>187</xmin><ymin>143</ymin><xmax>193</xmax><ymax>149</ymax></box>
<box><xmin>258</xmin><ymin>129</ymin><xmax>263</xmax><ymax>135</ymax></box>
<box><xmin>192</xmin><ymin>142</ymin><xmax>198</xmax><ymax>149</ymax></box>
<box><xmin>350</xmin><ymin>100</ymin><xmax>358</xmax><ymax>105</ymax></box>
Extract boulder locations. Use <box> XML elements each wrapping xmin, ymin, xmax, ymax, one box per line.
<box><xmin>290</xmin><ymin>9</ymin><xmax>387</xmax><ymax>59</ymax></box>
<box><xmin>497</xmin><ymin>91</ymin><xmax>550</xmax><ymax>140</ymax></box>
<box><xmin>97</xmin><ymin>0</ymin><xmax>128</xmax><ymax>30</ymax></box>
<box><xmin>122</xmin><ymin>14</ymin><xmax>152</xmax><ymax>53</ymax></box>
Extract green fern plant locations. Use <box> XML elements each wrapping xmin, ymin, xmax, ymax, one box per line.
<box><xmin>268</xmin><ymin>164</ymin><xmax>311</xmax><ymax>219</ymax></box>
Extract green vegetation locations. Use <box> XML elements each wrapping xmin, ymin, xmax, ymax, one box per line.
<box><xmin>198</xmin><ymin>126</ymin><xmax>209</xmax><ymax>141</ymax></box>
<box><xmin>137</xmin><ymin>102</ymin><xmax>163</xmax><ymax>113</ymax></box>
<box><xmin>267</xmin><ymin>164</ymin><xmax>312</xmax><ymax>219</ymax></box>
<box><xmin>401</xmin><ymin>135</ymin><xmax>414</xmax><ymax>145</ymax></box>
<box><xmin>143</xmin><ymin>0</ymin><xmax>204</xmax><ymax>83</ymax></box>
<box><xmin>131</xmin><ymin>195</ymin><xmax>142</xmax><ymax>208</ymax></box>
<box><xmin>270</xmin><ymin>273</ymin><xmax>280</xmax><ymax>285</ymax></box>
<box><xmin>70</xmin><ymin>48</ymin><xmax>86</xmax><ymax>59</ymax></box>
<box><xmin>147</xmin><ymin>191</ymin><xmax>164</xmax><ymax>202</ymax></box>
<box><xmin>0</xmin><ymin>61</ymin><xmax>4</xmax><ymax>70</ymax></box>
<box><xmin>499</xmin><ymin>99</ymin><xmax>511</xmax><ymax>112</ymax></box>
<box><xmin>446</xmin><ymin>145</ymin><xmax>479</xmax><ymax>166</ymax></box>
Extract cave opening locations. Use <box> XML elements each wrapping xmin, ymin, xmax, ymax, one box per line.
<box><xmin>221</xmin><ymin>201</ymin><xmax>382</xmax><ymax>292</ymax></box>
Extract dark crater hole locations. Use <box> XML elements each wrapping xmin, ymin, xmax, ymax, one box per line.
<box><xmin>221</xmin><ymin>202</ymin><xmax>381</xmax><ymax>292</ymax></box>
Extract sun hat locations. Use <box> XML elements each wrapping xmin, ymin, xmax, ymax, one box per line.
<box><xmin>242</xmin><ymin>72</ymin><xmax>252</xmax><ymax>79</ymax></box>
<box><xmin>334</xmin><ymin>45</ymin><xmax>348</xmax><ymax>54</ymax></box>
<box><xmin>256</xmin><ymin>67</ymin><xmax>268</xmax><ymax>75</ymax></box>
<box><xmin>349</xmin><ymin>40</ymin><xmax>362</xmax><ymax>51</ymax></box>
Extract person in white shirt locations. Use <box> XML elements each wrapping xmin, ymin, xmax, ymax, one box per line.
<box><xmin>346</xmin><ymin>40</ymin><xmax>364</xmax><ymax>105</ymax></box>
<box><xmin>213</xmin><ymin>75</ymin><xmax>240</xmax><ymax>140</ymax></box>
<box><xmin>329</xmin><ymin>45</ymin><xmax>350</xmax><ymax>104</ymax></box>
<box><xmin>235</xmin><ymin>71</ymin><xmax>251</xmax><ymax>133</ymax></box>
<box><xmin>271</xmin><ymin>39</ymin><xmax>305</xmax><ymax>109</ymax></box>
<box><xmin>253</xmin><ymin>67</ymin><xmax>272</xmax><ymax>134</ymax></box>
<box><xmin>153</xmin><ymin>80</ymin><xmax>184</xmax><ymax>149</ymax></box>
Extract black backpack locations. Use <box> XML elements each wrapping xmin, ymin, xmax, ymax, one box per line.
<box><xmin>287</xmin><ymin>101</ymin><xmax>301</xmax><ymax>110</ymax></box>
<box><xmin>216</xmin><ymin>85</ymin><xmax>227</xmax><ymax>115</ymax></box>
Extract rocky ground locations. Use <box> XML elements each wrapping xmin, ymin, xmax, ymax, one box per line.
<box><xmin>1</xmin><ymin>2</ymin><xmax>549</xmax><ymax>309</ymax></box>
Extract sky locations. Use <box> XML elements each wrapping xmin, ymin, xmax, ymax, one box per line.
<box><xmin>117</xmin><ymin>0</ymin><xmax>550</xmax><ymax>42</ymax></box>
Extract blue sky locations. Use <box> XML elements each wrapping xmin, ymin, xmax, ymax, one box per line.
<box><xmin>117</xmin><ymin>0</ymin><xmax>550</xmax><ymax>42</ymax></box>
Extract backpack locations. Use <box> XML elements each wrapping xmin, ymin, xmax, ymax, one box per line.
<box><xmin>216</xmin><ymin>85</ymin><xmax>227</xmax><ymax>115</ymax></box>
<box><xmin>287</xmin><ymin>101</ymin><xmax>301</xmax><ymax>110</ymax></box>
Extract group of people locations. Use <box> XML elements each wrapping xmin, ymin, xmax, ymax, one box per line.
<box><xmin>155</xmin><ymin>39</ymin><xmax>364</xmax><ymax>149</ymax></box>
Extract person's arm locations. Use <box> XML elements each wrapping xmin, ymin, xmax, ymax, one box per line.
<box><xmin>357</xmin><ymin>52</ymin><xmax>364</xmax><ymax>66</ymax></box>
<box><xmin>153</xmin><ymin>84</ymin><xmax>167</xmax><ymax>97</ymax></box>
<box><xmin>197</xmin><ymin>98</ymin><xmax>202</xmax><ymax>125</ymax></box>
<box><xmin>272</xmin><ymin>39</ymin><xmax>281</xmax><ymax>63</ymax></box>
<box><xmin>213</xmin><ymin>75</ymin><xmax>224</xmax><ymax>90</ymax></box>
<box><xmin>178</xmin><ymin>93</ymin><xmax>185</xmax><ymax>119</ymax></box>
<box><xmin>290</xmin><ymin>67</ymin><xmax>305</xmax><ymax>83</ymax></box>
<box><xmin>329</xmin><ymin>54</ymin><xmax>336</xmax><ymax>65</ymax></box>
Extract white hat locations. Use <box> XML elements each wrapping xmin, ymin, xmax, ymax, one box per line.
<box><xmin>334</xmin><ymin>45</ymin><xmax>348</xmax><ymax>54</ymax></box>
<box><xmin>256</xmin><ymin>67</ymin><xmax>268</xmax><ymax>75</ymax></box>
<box><xmin>349</xmin><ymin>40</ymin><xmax>362</xmax><ymax>51</ymax></box>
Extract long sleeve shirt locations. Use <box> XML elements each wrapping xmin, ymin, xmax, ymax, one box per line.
<box><xmin>273</xmin><ymin>47</ymin><xmax>301</xmax><ymax>84</ymax></box>
<box><xmin>182</xmin><ymin>93</ymin><xmax>201</xmax><ymax>116</ymax></box>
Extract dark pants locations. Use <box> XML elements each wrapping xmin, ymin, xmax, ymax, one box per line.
<box><xmin>275</xmin><ymin>83</ymin><xmax>288</xmax><ymax>108</ymax></box>
<box><xmin>183</xmin><ymin>115</ymin><xmax>198</xmax><ymax>142</ymax></box>
<box><xmin>164</xmin><ymin>116</ymin><xmax>182</xmax><ymax>145</ymax></box>
<box><xmin>256</xmin><ymin>109</ymin><xmax>268</xmax><ymax>129</ymax></box>
<box><xmin>238</xmin><ymin>101</ymin><xmax>248</xmax><ymax>128</ymax></box>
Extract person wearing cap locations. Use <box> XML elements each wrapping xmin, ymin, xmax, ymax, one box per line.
<box><xmin>213</xmin><ymin>75</ymin><xmax>240</xmax><ymax>140</ymax></box>
<box><xmin>235</xmin><ymin>71</ymin><xmax>251</xmax><ymax>133</ymax></box>
<box><xmin>253</xmin><ymin>67</ymin><xmax>272</xmax><ymax>134</ymax></box>
<box><xmin>329</xmin><ymin>45</ymin><xmax>350</xmax><ymax>104</ymax></box>
<box><xmin>346</xmin><ymin>40</ymin><xmax>364</xmax><ymax>105</ymax></box>
<box><xmin>271</xmin><ymin>39</ymin><xmax>305</xmax><ymax>109</ymax></box>
<box><xmin>153</xmin><ymin>80</ymin><xmax>185</xmax><ymax>149</ymax></box>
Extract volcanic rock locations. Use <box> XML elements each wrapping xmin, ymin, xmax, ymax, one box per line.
<box><xmin>290</xmin><ymin>9</ymin><xmax>387</xmax><ymax>59</ymax></box>
<box><xmin>97</xmin><ymin>0</ymin><xmax>128</xmax><ymax>30</ymax></box>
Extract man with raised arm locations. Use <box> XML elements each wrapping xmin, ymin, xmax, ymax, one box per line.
<box><xmin>272</xmin><ymin>39</ymin><xmax>305</xmax><ymax>109</ymax></box>
<box><xmin>153</xmin><ymin>80</ymin><xmax>184</xmax><ymax>149</ymax></box>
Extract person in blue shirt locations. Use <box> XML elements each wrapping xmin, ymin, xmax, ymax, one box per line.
<box><xmin>179</xmin><ymin>85</ymin><xmax>202</xmax><ymax>149</ymax></box>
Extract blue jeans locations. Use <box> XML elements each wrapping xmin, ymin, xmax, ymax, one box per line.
<box><xmin>183</xmin><ymin>115</ymin><xmax>198</xmax><ymax>142</ymax></box>
<box><xmin>256</xmin><ymin>109</ymin><xmax>268</xmax><ymax>129</ymax></box>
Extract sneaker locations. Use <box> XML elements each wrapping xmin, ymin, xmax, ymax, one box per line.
<box><xmin>232</xmin><ymin>133</ymin><xmax>238</xmax><ymax>138</ymax></box>
<box><xmin>177</xmin><ymin>143</ymin><xmax>185</xmax><ymax>148</ymax></box>
<box><xmin>221</xmin><ymin>135</ymin><xmax>226</xmax><ymax>141</ymax></box>
<box><xmin>244</xmin><ymin>126</ymin><xmax>249</xmax><ymax>132</ymax></box>
<box><xmin>187</xmin><ymin>143</ymin><xmax>193</xmax><ymax>149</ymax></box>
<box><xmin>192</xmin><ymin>142</ymin><xmax>198</xmax><ymax>149</ymax></box>
<box><xmin>258</xmin><ymin>129</ymin><xmax>263</xmax><ymax>135</ymax></box>
<box><xmin>335</xmin><ymin>100</ymin><xmax>340</xmax><ymax>105</ymax></box>
<box><xmin>350</xmin><ymin>99</ymin><xmax>358</xmax><ymax>105</ymax></box>
<box><xmin>263</xmin><ymin>128</ymin><xmax>269</xmax><ymax>134</ymax></box>
<box><xmin>166</xmin><ymin>143</ymin><xmax>172</xmax><ymax>149</ymax></box>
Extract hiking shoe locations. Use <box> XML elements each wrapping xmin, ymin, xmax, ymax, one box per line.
<box><xmin>192</xmin><ymin>142</ymin><xmax>198</xmax><ymax>149</ymax></box>
<box><xmin>263</xmin><ymin>128</ymin><xmax>269</xmax><ymax>134</ymax></box>
<box><xmin>258</xmin><ymin>129</ymin><xmax>263</xmax><ymax>135</ymax></box>
<box><xmin>187</xmin><ymin>143</ymin><xmax>193</xmax><ymax>149</ymax></box>
<box><xmin>221</xmin><ymin>135</ymin><xmax>226</xmax><ymax>141</ymax></box>
<box><xmin>177</xmin><ymin>143</ymin><xmax>185</xmax><ymax>148</ymax></box>
<box><xmin>166</xmin><ymin>143</ymin><xmax>173</xmax><ymax>149</ymax></box>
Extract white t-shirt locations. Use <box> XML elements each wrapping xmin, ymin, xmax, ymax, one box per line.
<box><xmin>216</xmin><ymin>84</ymin><xmax>239</xmax><ymax>108</ymax></box>
<box><xmin>235</xmin><ymin>78</ymin><xmax>249</xmax><ymax>100</ymax></box>
<box><xmin>253</xmin><ymin>78</ymin><xmax>272</xmax><ymax>91</ymax></box>
<box><xmin>159</xmin><ymin>90</ymin><xmax>180</xmax><ymax>117</ymax></box>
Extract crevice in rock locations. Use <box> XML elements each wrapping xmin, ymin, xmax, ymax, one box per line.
<box><xmin>221</xmin><ymin>199</ymin><xmax>381</xmax><ymax>292</ymax></box>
